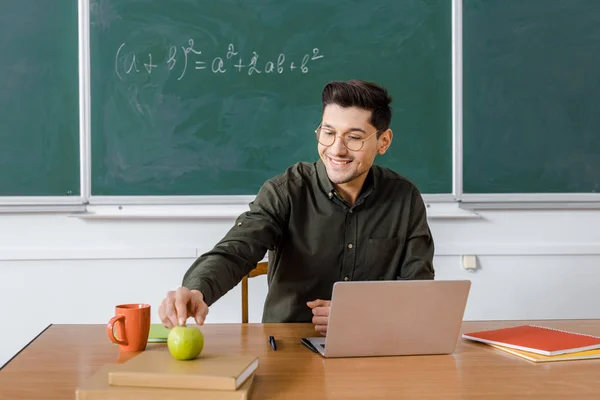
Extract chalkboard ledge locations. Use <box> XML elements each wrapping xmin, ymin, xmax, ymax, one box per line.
<box><xmin>460</xmin><ymin>202</ymin><xmax>600</xmax><ymax>210</ymax></box>
<box><xmin>72</xmin><ymin>204</ymin><xmax>251</xmax><ymax>220</ymax></box>
<box><xmin>461</xmin><ymin>194</ymin><xmax>600</xmax><ymax>203</ymax></box>
<box><xmin>71</xmin><ymin>203</ymin><xmax>480</xmax><ymax>220</ymax></box>
<box><xmin>0</xmin><ymin>204</ymin><xmax>87</xmax><ymax>214</ymax></box>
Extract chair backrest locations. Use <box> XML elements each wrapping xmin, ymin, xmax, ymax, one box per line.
<box><xmin>241</xmin><ymin>261</ymin><xmax>268</xmax><ymax>323</ymax></box>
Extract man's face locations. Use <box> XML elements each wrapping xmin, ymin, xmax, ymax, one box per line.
<box><xmin>318</xmin><ymin>104</ymin><xmax>391</xmax><ymax>186</ymax></box>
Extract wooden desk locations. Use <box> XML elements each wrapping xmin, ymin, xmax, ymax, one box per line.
<box><xmin>1</xmin><ymin>320</ymin><xmax>600</xmax><ymax>399</ymax></box>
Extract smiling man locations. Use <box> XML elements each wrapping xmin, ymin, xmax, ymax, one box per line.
<box><xmin>159</xmin><ymin>80</ymin><xmax>435</xmax><ymax>335</ymax></box>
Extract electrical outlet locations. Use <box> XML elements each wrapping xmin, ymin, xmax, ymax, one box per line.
<box><xmin>462</xmin><ymin>255</ymin><xmax>477</xmax><ymax>271</ymax></box>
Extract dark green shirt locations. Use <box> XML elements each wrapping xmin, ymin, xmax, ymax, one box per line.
<box><xmin>182</xmin><ymin>159</ymin><xmax>435</xmax><ymax>322</ymax></box>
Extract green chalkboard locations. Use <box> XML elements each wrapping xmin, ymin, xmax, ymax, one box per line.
<box><xmin>90</xmin><ymin>0</ymin><xmax>452</xmax><ymax>196</ymax></box>
<box><xmin>0</xmin><ymin>0</ymin><xmax>80</xmax><ymax>196</ymax></box>
<box><xmin>463</xmin><ymin>0</ymin><xmax>600</xmax><ymax>194</ymax></box>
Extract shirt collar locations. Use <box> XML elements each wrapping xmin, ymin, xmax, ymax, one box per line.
<box><xmin>316</xmin><ymin>158</ymin><xmax>376</xmax><ymax>201</ymax></box>
<box><xmin>316</xmin><ymin>158</ymin><xmax>336</xmax><ymax>197</ymax></box>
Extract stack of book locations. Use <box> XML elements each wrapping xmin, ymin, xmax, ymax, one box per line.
<box><xmin>76</xmin><ymin>349</ymin><xmax>258</xmax><ymax>399</ymax></box>
<box><xmin>462</xmin><ymin>324</ymin><xmax>600</xmax><ymax>363</ymax></box>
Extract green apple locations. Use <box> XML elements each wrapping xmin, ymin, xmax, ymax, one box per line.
<box><xmin>167</xmin><ymin>326</ymin><xmax>204</xmax><ymax>360</ymax></box>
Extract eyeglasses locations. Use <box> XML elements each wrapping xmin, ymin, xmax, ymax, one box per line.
<box><xmin>315</xmin><ymin>123</ymin><xmax>380</xmax><ymax>151</ymax></box>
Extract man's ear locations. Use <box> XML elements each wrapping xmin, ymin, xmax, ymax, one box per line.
<box><xmin>377</xmin><ymin>129</ymin><xmax>393</xmax><ymax>155</ymax></box>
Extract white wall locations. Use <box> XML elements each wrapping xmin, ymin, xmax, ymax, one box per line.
<box><xmin>2</xmin><ymin>204</ymin><xmax>600</xmax><ymax>366</ymax></box>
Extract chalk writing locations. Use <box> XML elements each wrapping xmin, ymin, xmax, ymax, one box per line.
<box><xmin>115</xmin><ymin>41</ymin><xmax>324</xmax><ymax>80</ymax></box>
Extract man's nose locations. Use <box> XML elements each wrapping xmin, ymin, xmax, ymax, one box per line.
<box><xmin>330</xmin><ymin>135</ymin><xmax>348</xmax><ymax>155</ymax></box>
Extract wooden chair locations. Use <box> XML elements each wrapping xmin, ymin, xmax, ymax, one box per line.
<box><xmin>241</xmin><ymin>261</ymin><xmax>268</xmax><ymax>323</ymax></box>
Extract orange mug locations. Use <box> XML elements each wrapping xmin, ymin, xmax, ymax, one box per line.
<box><xmin>106</xmin><ymin>303</ymin><xmax>151</xmax><ymax>352</ymax></box>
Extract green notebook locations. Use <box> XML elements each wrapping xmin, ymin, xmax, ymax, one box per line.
<box><xmin>148</xmin><ymin>324</ymin><xmax>170</xmax><ymax>343</ymax></box>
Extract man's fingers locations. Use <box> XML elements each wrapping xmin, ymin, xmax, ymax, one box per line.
<box><xmin>312</xmin><ymin>306</ymin><xmax>330</xmax><ymax>317</ymax></box>
<box><xmin>160</xmin><ymin>287</ymin><xmax>208</xmax><ymax>328</ymax></box>
<box><xmin>158</xmin><ymin>300</ymin><xmax>173</xmax><ymax>329</ymax></box>
<box><xmin>161</xmin><ymin>314</ymin><xmax>174</xmax><ymax>329</ymax></box>
<box><xmin>195</xmin><ymin>306</ymin><xmax>209</xmax><ymax>325</ymax></box>
<box><xmin>158</xmin><ymin>299</ymin><xmax>165</xmax><ymax>321</ymax></box>
<box><xmin>307</xmin><ymin>299</ymin><xmax>328</xmax><ymax>308</ymax></box>
<box><xmin>174</xmin><ymin>293</ymin><xmax>189</xmax><ymax>326</ymax></box>
<box><xmin>309</xmin><ymin>300</ymin><xmax>330</xmax><ymax>337</ymax></box>
<box><xmin>188</xmin><ymin>289</ymin><xmax>208</xmax><ymax>325</ymax></box>
<box><xmin>194</xmin><ymin>303</ymin><xmax>209</xmax><ymax>325</ymax></box>
<box><xmin>308</xmin><ymin>299</ymin><xmax>331</xmax><ymax>308</ymax></box>
<box><xmin>315</xmin><ymin>324</ymin><xmax>328</xmax><ymax>335</ymax></box>
<box><xmin>163</xmin><ymin>292</ymin><xmax>181</xmax><ymax>328</ymax></box>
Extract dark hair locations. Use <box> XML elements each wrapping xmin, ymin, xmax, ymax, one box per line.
<box><xmin>321</xmin><ymin>80</ymin><xmax>392</xmax><ymax>136</ymax></box>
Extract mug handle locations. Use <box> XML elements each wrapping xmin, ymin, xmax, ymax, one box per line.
<box><xmin>107</xmin><ymin>315</ymin><xmax>127</xmax><ymax>345</ymax></box>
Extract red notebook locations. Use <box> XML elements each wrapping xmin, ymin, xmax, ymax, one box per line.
<box><xmin>462</xmin><ymin>325</ymin><xmax>600</xmax><ymax>356</ymax></box>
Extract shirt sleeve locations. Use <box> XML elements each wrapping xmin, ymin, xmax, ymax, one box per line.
<box><xmin>182</xmin><ymin>180</ymin><xmax>288</xmax><ymax>306</ymax></box>
<box><xmin>397</xmin><ymin>186</ymin><xmax>435</xmax><ymax>280</ymax></box>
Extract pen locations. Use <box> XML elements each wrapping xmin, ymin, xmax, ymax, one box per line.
<box><xmin>269</xmin><ymin>335</ymin><xmax>277</xmax><ymax>351</ymax></box>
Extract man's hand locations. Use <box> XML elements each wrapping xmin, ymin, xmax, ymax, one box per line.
<box><xmin>158</xmin><ymin>287</ymin><xmax>209</xmax><ymax>328</ymax></box>
<box><xmin>307</xmin><ymin>299</ymin><xmax>331</xmax><ymax>336</ymax></box>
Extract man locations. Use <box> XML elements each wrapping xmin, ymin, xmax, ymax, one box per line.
<box><xmin>159</xmin><ymin>80</ymin><xmax>435</xmax><ymax>335</ymax></box>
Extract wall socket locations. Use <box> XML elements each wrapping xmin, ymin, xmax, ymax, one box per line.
<box><xmin>462</xmin><ymin>255</ymin><xmax>478</xmax><ymax>271</ymax></box>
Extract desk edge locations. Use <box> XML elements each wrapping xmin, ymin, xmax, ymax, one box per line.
<box><xmin>0</xmin><ymin>323</ymin><xmax>52</xmax><ymax>371</ymax></box>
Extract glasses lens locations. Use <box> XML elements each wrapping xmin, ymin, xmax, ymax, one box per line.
<box><xmin>345</xmin><ymin>139</ymin><xmax>362</xmax><ymax>151</ymax></box>
<box><xmin>317</xmin><ymin>129</ymin><xmax>335</xmax><ymax>146</ymax></box>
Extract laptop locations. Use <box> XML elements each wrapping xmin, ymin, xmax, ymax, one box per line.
<box><xmin>301</xmin><ymin>279</ymin><xmax>471</xmax><ymax>358</ymax></box>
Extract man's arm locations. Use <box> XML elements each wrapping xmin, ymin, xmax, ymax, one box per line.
<box><xmin>182</xmin><ymin>180</ymin><xmax>288</xmax><ymax>306</ymax></box>
<box><xmin>397</xmin><ymin>186</ymin><xmax>435</xmax><ymax>280</ymax></box>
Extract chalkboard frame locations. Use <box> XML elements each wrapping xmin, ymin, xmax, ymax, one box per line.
<box><xmin>0</xmin><ymin>0</ymin><xmax>84</xmax><ymax>208</ymax></box>
<box><xmin>2</xmin><ymin>0</ymin><xmax>600</xmax><ymax>211</ymax></box>
<box><xmin>460</xmin><ymin>0</ymin><xmax>600</xmax><ymax>203</ymax></box>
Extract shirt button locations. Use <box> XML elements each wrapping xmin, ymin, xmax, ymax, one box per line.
<box><xmin>347</xmin><ymin>243</ymin><xmax>353</xmax><ymax>249</ymax></box>
<box><xmin>237</xmin><ymin>222</ymin><xmax>242</xmax><ymax>226</ymax></box>
<box><xmin>344</xmin><ymin>276</ymin><xmax>349</xmax><ymax>281</ymax></box>
<box><xmin>328</xmin><ymin>192</ymin><xmax>333</xmax><ymax>198</ymax></box>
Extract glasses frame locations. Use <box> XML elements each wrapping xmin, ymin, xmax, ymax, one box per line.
<box><xmin>314</xmin><ymin>123</ymin><xmax>380</xmax><ymax>151</ymax></box>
